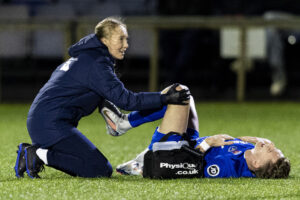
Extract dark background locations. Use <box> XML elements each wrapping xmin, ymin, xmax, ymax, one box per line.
<box><xmin>1</xmin><ymin>0</ymin><xmax>300</xmax><ymax>102</ymax></box>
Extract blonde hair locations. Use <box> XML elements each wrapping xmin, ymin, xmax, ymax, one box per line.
<box><xmin>94</xmin><ymin>17</ymin><xmax>126</xmax><ymax>39</ymax></box>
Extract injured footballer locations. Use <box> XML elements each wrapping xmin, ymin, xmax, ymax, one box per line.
<box><xmin>101</xmin><ymin>84</ymin><xmax>290</xmax><ymax>179</ymax></box>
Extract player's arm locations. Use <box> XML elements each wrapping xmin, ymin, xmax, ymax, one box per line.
<box><xmin>237</xmin><ymin>136</ymin><xmax>273</xmax><ymax>144</ymax></box>
<box><xmin>196</xmin><ymin>134</ymin><xmax>235</xmax><ymax>153</ymax></box>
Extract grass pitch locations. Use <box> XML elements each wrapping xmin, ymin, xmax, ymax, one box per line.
<box><xmin>0</xmin><ymin>102</ymin><xmax>300</xmax><ymax>199</ymax></box>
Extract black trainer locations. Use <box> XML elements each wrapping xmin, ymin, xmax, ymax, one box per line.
<box><xmin>25</xmin><ymin>146</ymin><xmax>44</xmax><ymax>179</ymax></box>
<box><xmin>14</xmin><ymin>143</ymin><xmax>31</xmax><ymax>178</ymax></box>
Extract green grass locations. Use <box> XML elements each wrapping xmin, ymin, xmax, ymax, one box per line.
<box><xmin>0</xmin><ymin>102</ymin><xmax>300</xmax><ymax>199</ymax></box>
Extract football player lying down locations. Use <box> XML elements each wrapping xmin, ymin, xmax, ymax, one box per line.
<box><xmin>101</xmin><ymin>86</ymin><xmax>290</xmax><ymax>178</ymax></box>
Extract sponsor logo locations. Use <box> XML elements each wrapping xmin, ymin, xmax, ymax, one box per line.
<box><xmin>176</xmin><ymin>169</ymin><xmax>199</xmax><ymax>175</ymax></box>
<box><xmin>228</xmin><ymin>146</ymin><xmax>242</xmax><ymax>155</ymax></box>
<box><xmin>207</xmin><ymin>164</ymin><xmax>220</xmax><ymax>177</ymax></box>
<box><xmin>160</xmin><ymin>162</ymin><xmax>196</xmax><ymax>170</ymax></box>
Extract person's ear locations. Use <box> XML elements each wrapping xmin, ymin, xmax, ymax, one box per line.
<box><xmin>252</xmin><ymin>159</ymin><xmax>260</xmax><ymax>170</ymax></box>
<box><xmin>101</xmin><ymin>37</ymin><xmax>109</xmax><ymax>46</ymax></box>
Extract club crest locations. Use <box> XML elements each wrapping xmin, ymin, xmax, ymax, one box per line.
<box><xmin>228</xmin><ymin>146</ymin><xmax>242</xmax><ymax>155</ymax></box>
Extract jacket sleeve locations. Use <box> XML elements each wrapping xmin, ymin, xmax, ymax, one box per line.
<box><xmin>88</xmin><ymin>60</ymin><xmax>163</xmax><ymax>111</ymax></box>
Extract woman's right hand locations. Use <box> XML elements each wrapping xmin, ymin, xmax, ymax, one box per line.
<box><xmin>161</xmin><ymin>83</ymin><xmax>191</xmax><ymax>105</ymax></box>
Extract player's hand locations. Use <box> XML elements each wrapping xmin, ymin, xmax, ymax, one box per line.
<box><xmin>256</xmin><ymin>137</ymin><xmax>272</xmax><ymax>144</ymax></box>
<box><xmin>161</xmin><ymin>83</ymin><xmax>190</xmax><ymax>105</ymax></box>
<box><xmin>205</xmin><ymin>134</ymin><xmax>235</xmax><ymax>147</ymax></box>
<box><xmin>237</xmin><ymin>136</ymin><xmax>273</xmax><ymax>145</ymax></box>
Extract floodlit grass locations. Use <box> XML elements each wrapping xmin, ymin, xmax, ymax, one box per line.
<box><xmin>0</xmin><ymin>102</ymin><xmax>300</xmax><ymax>200</ymax></box>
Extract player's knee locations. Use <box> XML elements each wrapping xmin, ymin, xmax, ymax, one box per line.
<box><xmin>177</xmin><ymin>84</ymin><xmax>191</xmax><ymax>104</ymax></box>
<box><xmin>161</xmin><ymin>83</ymin><xmax>189</xmax><ymax>94</ymax></box>
<box><xmin>175</xmin><ymin>84</ymin><xmax>189</xmax><ymax>91</ymax></box>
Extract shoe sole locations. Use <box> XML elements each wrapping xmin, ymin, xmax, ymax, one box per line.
<box><xmin>103</xmin><ymin>110</ymin><xmax>117</xmax><ymax>130</ymax></box>
<box><xmin>116</xmin><ymin>168</ymin><xmax>130</xmax><ymax>175</ymax></box>
<box><xmin>14</xmin><ymin>143</ymin><xmax>24</xmax><ymax>178</ymax></box>
<box><xmin>24</xmin><ymin>149</ymin><xmax>35</xmax><ymax>179</ymax></box>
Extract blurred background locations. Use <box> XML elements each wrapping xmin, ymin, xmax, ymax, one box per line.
<box><xmin>1</xmin><ymin>0</ymin><xmax>300</xmax><ymax>102</ymax></box>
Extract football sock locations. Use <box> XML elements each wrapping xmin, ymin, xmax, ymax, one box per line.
<box><xmin>134</xmin><ymin>148</ymin><xmax>149</xmax><ymax>164</ymax></box>
<box><xmin>128</xmin><ymin>106</ymin><xmax>167</xmax><ymax>127</ymax></box>
<box><xmin>148</xmin><ymin>128</ymin><xmax>182</xmax><ymax>150</ymax></box>
<box><xmin>36</xmin><ymin>148</ymin><xmax>48</xmax><ymax>165</ymax></box>
<box><xmin>117</xmin><ymin>114</ymin><xmax>132</xmax><ymax>133</ymax></box>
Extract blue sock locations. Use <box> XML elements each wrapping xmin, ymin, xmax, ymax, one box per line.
<box><xmin>148</xmin><ymin>128</ymin><xmax>183</xmax><ymax>150</ymax></box>
<box><xmin>128</xmin><ymin>106</ymin><xmax>167</xmax><ymax>127</ymax></box>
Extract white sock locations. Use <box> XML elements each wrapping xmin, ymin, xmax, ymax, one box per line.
<box><xmin>134</xmin><ymin>148</ymin><xmax>149</xmax><ymax>165</ymax></box>
<box><xmin>36</xmin><ymin>148</ymin><xmax>48</xmax><ymax>165</ymax></box>
<box><xmin>117</xmin><ymin>114</ymin><xmax>133</xmax><ymax>134</ymax></box>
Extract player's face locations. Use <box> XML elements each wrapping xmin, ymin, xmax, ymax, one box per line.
<box><xmin>253</xmin><ymin>142</ymin><xmax>284</xmax><ymax>168</ymax></box>
<box><xmin>103</xmin><ymin>25</ymin><xmax>129</xmax><ymax>60</ymax></box>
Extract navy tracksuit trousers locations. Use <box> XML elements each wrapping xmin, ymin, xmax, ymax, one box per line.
<box><xmin>46</xmin><ymin>128</ymin><xmax>112</xmax><ymax>178</ymax></box>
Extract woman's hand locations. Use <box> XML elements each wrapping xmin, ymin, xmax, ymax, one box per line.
<box><xmin>161</xmin><ymin>83</ymin><xmax>190</xmax><ymax>105</ymax></box>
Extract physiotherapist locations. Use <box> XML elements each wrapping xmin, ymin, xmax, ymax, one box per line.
<box><xmin>14</xmin><ymin>17</ymin><xmax>190</xmax><ymax>179</ymax></box>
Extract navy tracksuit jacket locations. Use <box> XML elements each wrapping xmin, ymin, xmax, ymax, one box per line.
<box><xmin>27</xmin><ymin>34</ymin><xmax>163</xmax><ymax>147</ymax></box>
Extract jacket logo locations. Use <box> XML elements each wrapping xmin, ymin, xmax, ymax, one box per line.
<box><xmin>60</xmin><ymin>58</ymin><xmax>77</xmax><ymax>72</ymax></box>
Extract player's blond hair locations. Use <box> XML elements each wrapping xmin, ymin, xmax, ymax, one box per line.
<box><xmin>94</xmin><ymin>17</ymin><xmax>126</xmax><ymax>39</ymax></box>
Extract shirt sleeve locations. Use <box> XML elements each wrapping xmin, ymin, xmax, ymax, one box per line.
<box><xmin>88</xmin><ymin>60</ymin><xmax>162</xmax><ymax>111</ymax></box>
<box><xmin>194</xmin><ymin>136</ymin><xmax>209</xmax><ymax>148</ymax></box>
